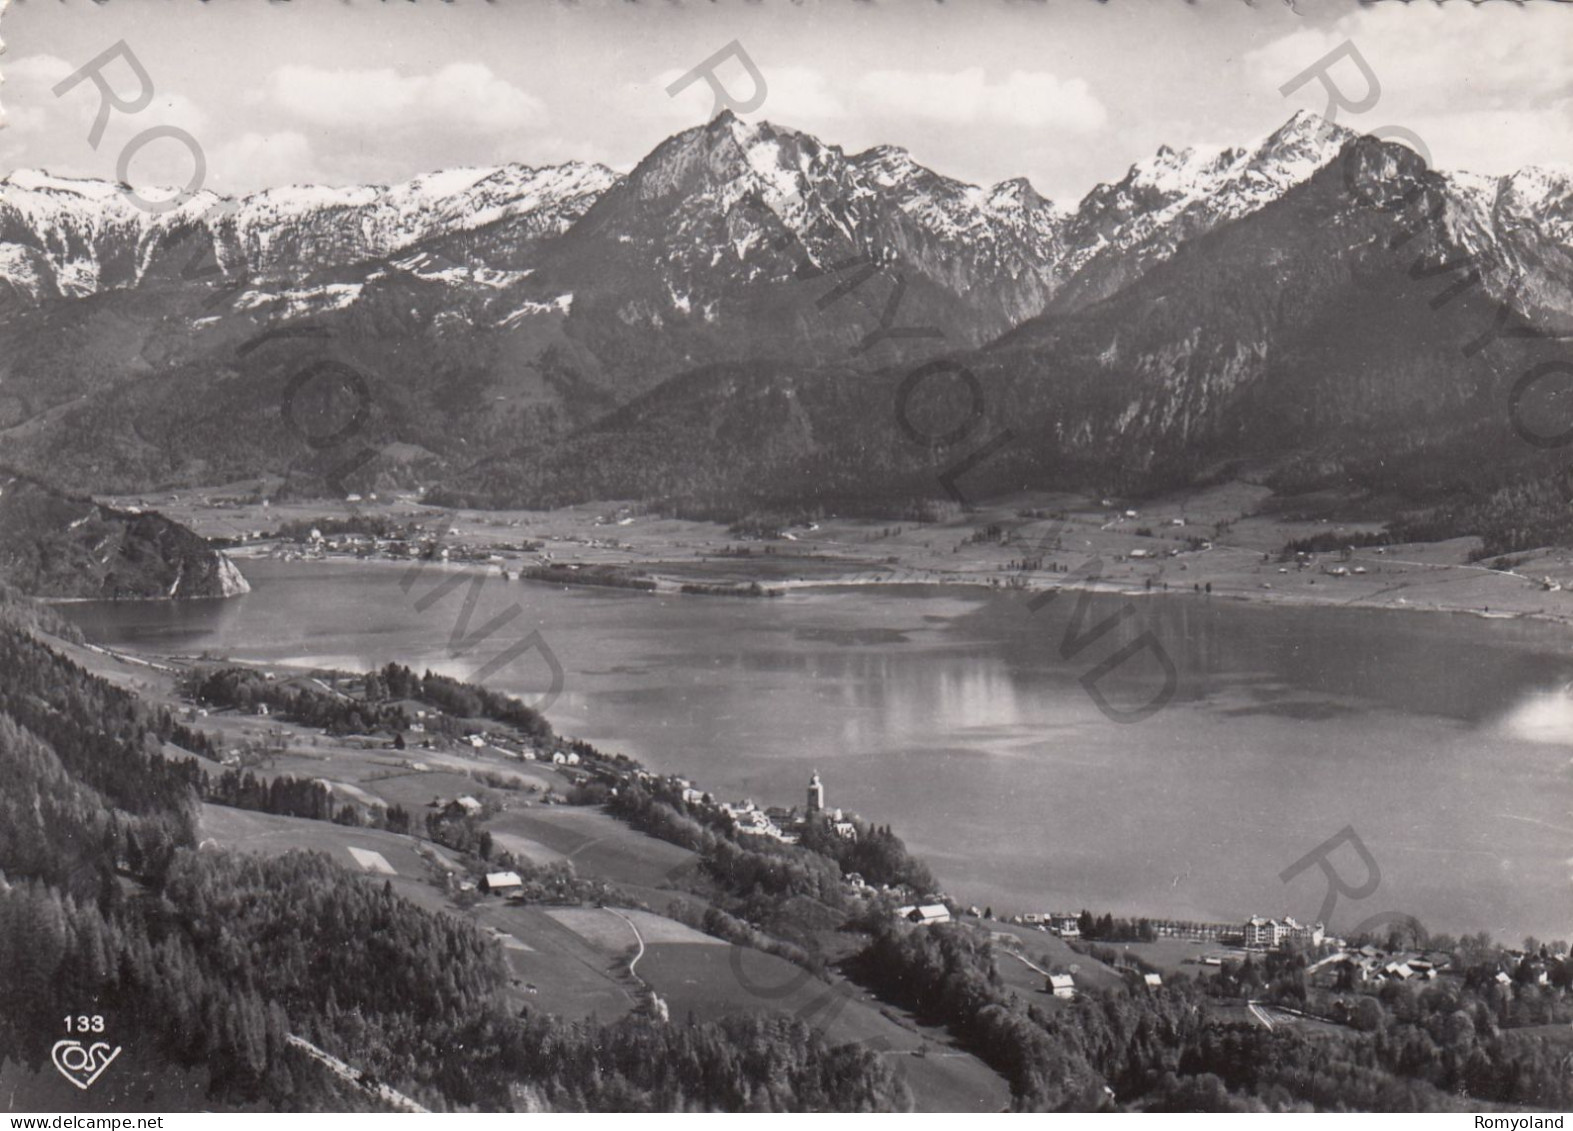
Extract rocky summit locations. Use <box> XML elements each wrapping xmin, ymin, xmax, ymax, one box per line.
<box><xmin>0</xmin><ymin>111</ymin><xmax>1568</xmax><ymax>516</ymax></box>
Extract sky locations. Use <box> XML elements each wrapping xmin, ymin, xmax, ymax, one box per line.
<box><xmin>0</xmin><ymin>0</ymin><xmax>1568</xmax><ymax>206</ymax></box>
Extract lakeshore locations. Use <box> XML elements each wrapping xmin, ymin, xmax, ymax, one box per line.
<box><xmin>19</xmin><ymin>602</ymin><xmax>1573</xmax><ymax>1113</ymax></box>
<box><xmin>56</xmin><ymin>548</ymin><xmax>1573</xmax><ymax>945</ymax></box>
<box><xmin>119</xmin><ymin>478</ymin><xmax>1573</xmax><ymax>631</ymax></box>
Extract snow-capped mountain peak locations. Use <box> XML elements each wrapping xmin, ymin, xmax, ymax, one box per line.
<box><xmin>1043</xmin><ymin>110</ymin><xmax>1364</xmax><ymax>309</ymax></box>
<box><xmin>2</xmin><ymin>110</ymin><xmax>1565</xmax><ymax>338</ymax></box>
<box><xmin>0</xmin><ymin>159</ymin><xmax>620</xmax><ymax>299</ymax></box>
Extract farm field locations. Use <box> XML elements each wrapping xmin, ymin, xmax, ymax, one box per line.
<box><xmin>991</xmin><ymin>947</ymin><xmax>1060</xmax><ymax>1001</ymax></box>
<box><xmin>162</xmin><ymin>474</ymin><xmax>1573</xmax><ymax>628</ymax></box>
<box><xmin>636</xmin><ymin>943</ymin><xmax>1009</xmax><ymax>1113</ymax></box>
<box><xmin>351</xmin><ymin>766</ymin><xmax>546</xmax><ymax>816</ymax></box>
<box><xmin>470</xmin><ymin>904</ymin><xmax>644</xmax><ymax>1022</ymax></box>
<box><xmin>968</xmin><ymin>919</ymin><xmax>1127</xmax><ymax>991</ymax></box>
<box><xmin>37</xmin><ymin>625</ymin><xmax>1018</xmax><ymax>1109</ymax></box>
<box><xmin>488</xmin><ymin>830</ymin><xmax>568</xmax><ymax>866</ymax></box>
<box><xmin>546</xmin><ymin>907</ymin><xmax>722</xmax><ymax>949</ymax></box>
<box><xmin>484</xmin><ymin>803</ymin><xmax>701</xmax><ymax>892</ymax></box>
<box><xmin>1115</xmin><ymin>937</ymin><xmax>1215</xmax><ymax>975</ymax></box>
<box><xmin>197</xmin><ymin>803</ymin><xmax>461</xmax><ymax>916</ymax></box>
<box><xmin>1250</xmin><ymin>1003</ymin><xmax>1353</xmax><ymax>1037</ymax></box>
<box><xmin>199</xmin><ymin>802</ymin><xmax>643</xmax><ymax>1022</ymax></box>
<box><xmin>199</xmin><ymin>803</ymin><xmax>437</xmax><ymax>877</ymax></box>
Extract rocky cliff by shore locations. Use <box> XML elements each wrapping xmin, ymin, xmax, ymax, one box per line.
<box><xmin>0</xmin><ymin>472</ymin><xmax>250</xmax><ymax>600</ymax></box>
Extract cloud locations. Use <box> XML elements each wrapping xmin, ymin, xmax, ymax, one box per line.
<box><xmin>256</xmin><ymin>62</ymin><xmax>547</xmax><ymax>135</ymax></box>
<box><xmin>752</xmin><ymin>65</ymin><xmax>847</xmax><ymax>122</ymax></box>
<box><xmin>3</xmin><ymin>53</ymin><xmax>75</xmax><ymax>88</ymax></box>
<box><xmin>640</xmin><ymin>61</ymin><xmax>1102</xmax><ymax>143</ymax></box>
<box><xmin>1246</xmin><ymin>4</ymin><xmax>1572</xmax><ymax>173</ymax></box>
<box><xmin>854</xmin><ymin>67</ymin><xmax>1106</xmax><ymax>132</ymax></box>
<box><xmin>4</xmin><ymin>52</ymin><xmax>208</xmax><ymax>139</ymax></box>
<box><xmin>1401</xmin><ymin>103</ymin><xmax>1573</xmax><ymax>180</ymax></box>
<box><xmin>1249</xmin><ymin>4</ymin><xmax>1570</xmax><ymax>108</ymax></box>
<box><xmin>0</xmin><ymin>53</ymin><xmax>54</xmax><ymax>139</ymax></box>
<box><xmin>650</xmin><ymin>64</ymin><xmax>845</xmax><ymax>126</ymax></box>
<box><xmin>0</xmin><ymin>52</ymin><xmax>211</xmax><ymax>189</ymax></box>
<box><xmin>208</xmin><ymin>131</ymin><xmax>316</xmax><ymax>192</ymax></box>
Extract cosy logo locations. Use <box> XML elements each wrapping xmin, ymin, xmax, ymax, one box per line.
<box><xmin>50</xmin><ymin>1040</ymin><xmax>122</xmax><ymax>1091</ymax></box>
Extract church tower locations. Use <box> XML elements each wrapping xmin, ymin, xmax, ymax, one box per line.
<box><xmin>806</xmin><ymin>770</ymin><xmax>824</xmax><ymax>814</ymax></box>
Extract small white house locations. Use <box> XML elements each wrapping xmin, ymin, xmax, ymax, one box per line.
<box><xmin>1046</xmin><ymin>973</ymin><xmax>1076</xmax><ymax>999</ymax></box>
<box><xmin>1050</xmin><ymin>916</ymin><xmax>1081</xmax><ymax>938</ymax></box>
<box><xmin>481</xmin><ymin>872</ymin><xmax>523</xmax><ymax>894</ymax></box>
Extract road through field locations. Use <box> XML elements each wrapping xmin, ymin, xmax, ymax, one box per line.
<box><xmin>611</xmin><ymin>909</ymin><xmax>648</xmax><ymax>984</ymax></box>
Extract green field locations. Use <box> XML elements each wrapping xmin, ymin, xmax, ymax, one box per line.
<box><xmin>968</xmin><ymin>919</ymin><xmax>1127</xmax><ymax>992</ymax></box>
<box><xmin>76</xmin><ymin>633</ymin><xmax>1014</xmax><ymax>1110</ymax></box>
<box><xmin>1114</xmin><ymin>937</ymin><xmax>1216</xmax><ymax>975</ymax></box>
<box><xmin>200</xmin><ymin>802</ymin><xmax>641</xmax><ymax>1023</ymax></box>
<box><xmin>471</xmin><ymin>904</ymin><xmax>643</xmax><ymax>1021</ymax></box>
<box><xmin>484</xmin><ymin>803</ymin><xmax>700</xmax><ymax>892</ymax></box>
<box><xmin>637</xmin><ymin>943</ymin><xmax>1010</xmax><ymax>1113</ymax></box>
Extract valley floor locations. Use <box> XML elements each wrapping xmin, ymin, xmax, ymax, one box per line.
<box><xmin>135</xmin><ymin>479</ymin><xmax>1573</xmax><ymax>630</ymax></box>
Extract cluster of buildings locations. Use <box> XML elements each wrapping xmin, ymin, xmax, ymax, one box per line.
<box><xmin>713</xmin><ymin>772</ymin><xmax>861</xmax><ymax>845</ymax></box>
<box><xmin>1042</xmin><ymin>969</ymin><xmax>1161</xmax><ymax>1002</ymax></box>
<box><xmin>895</xmin><ymin>904</ymin><xmax>951</xmax><ymax>926</ymax></box>
<box><xmin>265</xmin><ymin>520</ymin><xmax>546</xmax><ymax>570</ymax></box>
<box><xmin>276</xmin><ymin>527</ymin><xmax>514</xmax><ymax>567</ymax></box>
<box><xmin>997</xmin><ymin>910</ymin><xmax>1332</xmax><ymax>954</ymax></box>
<box><xmin>1307</xmin><ymin>946</ymin><xmax>1566</xmax><ymax>990</ymax></box>
<box><xmin>479</xmin><ymin>871</ymin><xmax>523</xmax><ymax>895</ymax></box>
<box><xmin>1306</xmin><ymin>947</ymin><xmax>1451</xmax><ymax>986</ymax></box>
<box><xmin>1242</xmin><ymin>915</ymin><xmax>1326</xmax><ymax>950</ymax></box>
<box><xmin>1018</xmin><ymin>913</ymin><xmax>1084</xmax><ymax>938</ymax></box>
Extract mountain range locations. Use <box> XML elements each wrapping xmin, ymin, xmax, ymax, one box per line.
<box><xmin>1</xmin><ymin>109</ymin><xmax>1569</xmax><ymax>527</ymax></box>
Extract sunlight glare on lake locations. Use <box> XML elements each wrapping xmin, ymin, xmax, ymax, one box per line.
<box><xmin>1501</xmin><ymin>687</ymin><xmax>1573</xmax><ymax>745</ymax></box>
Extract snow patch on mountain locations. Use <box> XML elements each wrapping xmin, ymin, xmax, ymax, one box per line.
<box><xmin>0</xmin><ymin>161</ymin><xmax>618</xmax><ymax>299</ymax></box>
<box><xmin>496</xmin><ymin>294</ymin><xmax>573</xmax><ymax>327</ymax></box>
<box><xmin>235</xmin><ymin>282</ymin><xmax>364</xmax><ymax>318</ymax></box>
<box><xmin>390</xmin><ymin>250</ymin><xmax>534</xmax><ymax>289</ymax></box>
<box><xmin>1048</xmin><ymin>110</ymin><xmax>1363</xmax><ymax>309</ymax></box>
<box><xmin>3</xmin><ymin>109</ymin><xmax>1567</xmax><ymax>344</ymax></box>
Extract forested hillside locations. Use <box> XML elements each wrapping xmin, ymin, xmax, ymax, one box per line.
<box><xmin>0</xmin><ymin>472</ymin><xmax>249</xmax><ymax>600</ymax></box>
<box><xmin>848</xmin><ymin>921</ymin><xmax>1573</xmax><ymax>1112</ymax></box>
<box><xmin>3</xmin><ymin>117</ymin><xmax>1568</xmax><ymax>557</ymax></box>
<box><xmin>0</xmin><ymin>590</ymin><xmax>909</xmax><ymax>1111</ymax></box>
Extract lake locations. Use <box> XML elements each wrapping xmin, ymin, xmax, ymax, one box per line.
<box><xmin>60</xmin><ymin>558</ymin><xmax>1573</xmax><ymax>943</ymax></box>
